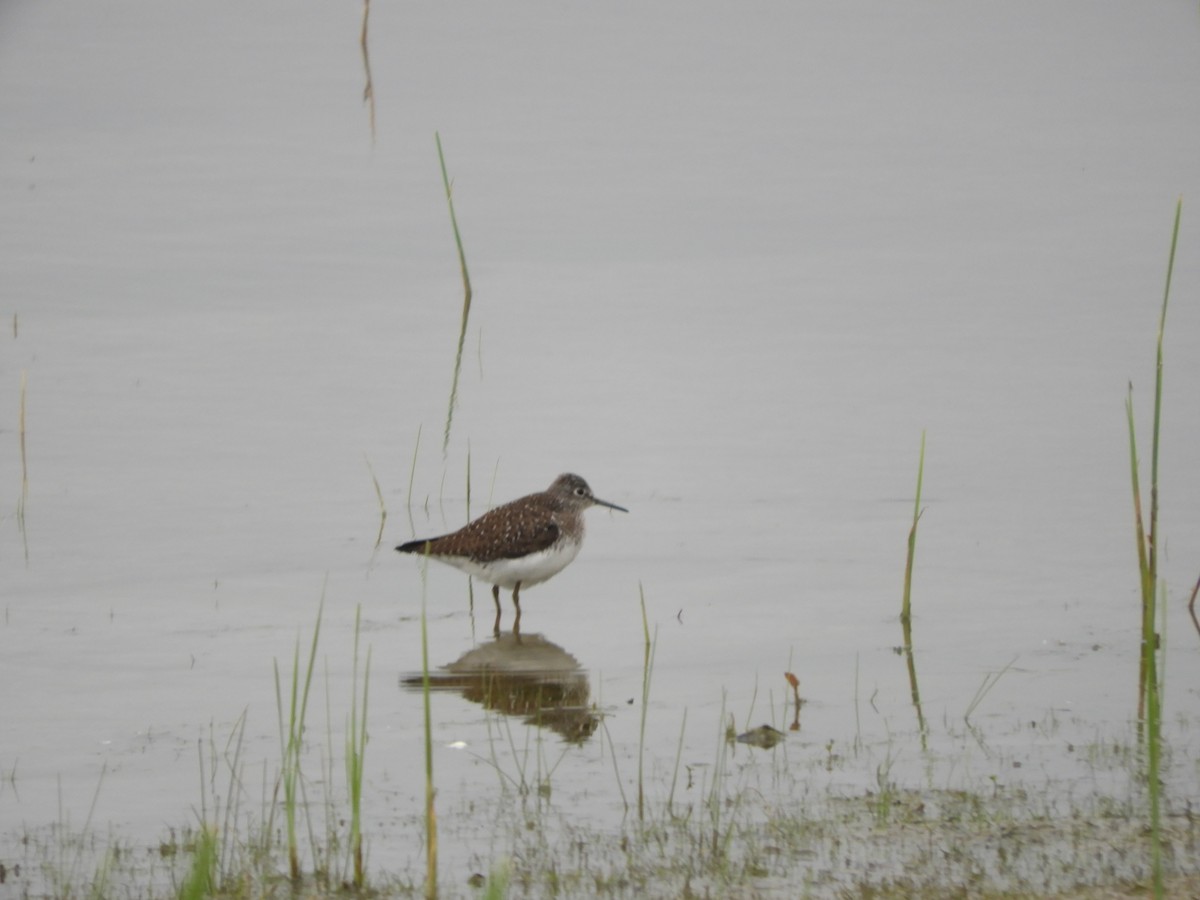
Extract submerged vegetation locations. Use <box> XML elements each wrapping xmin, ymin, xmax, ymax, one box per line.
<box><xmin>4</xmin><ymin>681</ymin><xmax>1199</xmax><ymax>898</ymax></box>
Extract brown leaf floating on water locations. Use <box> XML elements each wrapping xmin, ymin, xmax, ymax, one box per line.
<box><xmin>785</xmin><ymin>671</ymin><xmax>803</xmax><ymax>731</ymax></box>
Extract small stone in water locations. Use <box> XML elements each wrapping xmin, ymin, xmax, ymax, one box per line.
<box><xmin>736</xmin><ymin>724</ymin><xmax>786</xmax><ymax>749</ymax></box>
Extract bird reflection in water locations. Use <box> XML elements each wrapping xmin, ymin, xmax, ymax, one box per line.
<box><xmin>402</xmin><ymin>632</ymin><xmax>598</xmax><ymax>743</ymax></box>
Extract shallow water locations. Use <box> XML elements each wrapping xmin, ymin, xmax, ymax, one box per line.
<box><xmin>3</xmin><ymin>0</ymin><xmax>1200</xmax><ymax>894</ymax></box>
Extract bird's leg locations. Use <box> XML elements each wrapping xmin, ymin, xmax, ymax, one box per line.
<box><xmin>512</xmin><ymin>583</ymin><xmax>522</xmax><ymax>634</ymax></box>
<box><xmin>491</xmin><ymin>584</ymin><xmax>502</xmax><ymax>638</ymax></box>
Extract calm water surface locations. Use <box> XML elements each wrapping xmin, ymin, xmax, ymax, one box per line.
<box><xmin>3</xmin><ymin>0</ymin><xmax>1200</xmax><ymax>892</ymax></box>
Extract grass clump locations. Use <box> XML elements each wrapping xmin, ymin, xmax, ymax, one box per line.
<box><xmin>273</xmin><ymin>595</ymin><xmax>322</xmax><ymax>884</ymax></box>
<box><xmin>176</xmin><ymin>826</ymin><xmax>217</xmax><ymax>900</ymax></box>
<box><xmin>1125</xmin><ymin>197</ymin><xmax>1182</xmax><ymax>900</ymax></box>
<box><xmin>345</xmin><ymin>605</ymin><xmax>371</xmax><ymax>890</ymax></box>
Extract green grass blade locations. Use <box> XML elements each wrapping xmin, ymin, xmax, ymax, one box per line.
<box><xmin>1147</xmin><ymin>198</ymin><xmax>1181</xmax><ymax>585</ymax></box>
<box><xmin>420</xmin><ymin>564</ymin><xmax>438</xmax><ymax>898</ymax></box>
<box><xmin>364</xmin><ymin>453</ymin><xmax>387</xmax><ymax>550</ymax></box>
<box><xmin>436</xmin><ymin>132</ymin><xmax>473</xmax><ymax>457</ymax></box>
<box><xmin>359</xmin><ymin>0</ymin><xmax>376</xmax><ymax>143</ymax></box>
<box><xmin>346</xmin><ymin>604</ymin><xmax>370</xmax><ymax>889</ymax></box>
<box><xmin>637</xmin><ymin>584</ymin><xmax>656</xmax><ymax>822</ymax></box>
<box><xmin>177</xmin><ymin>826</ymin><xmax>217</xmax><ymax>900</ymax></box>
<box><xmin>900</xmin><ymin>430</ymin><xmax>926</xmax><ymax>625</ymax></box>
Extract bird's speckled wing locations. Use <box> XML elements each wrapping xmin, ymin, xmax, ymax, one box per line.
<box><xmin>397</xmin><ymin>494</ymin><xmax>563</xmax><ymax>562</ymax></box>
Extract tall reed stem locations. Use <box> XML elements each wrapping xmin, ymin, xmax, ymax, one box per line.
<box><xmin>420</xmin><ymin>570</ymin><xmax>438</xmax><ymax>898</ymax></box>
<box><xmin>273</xmin><ymin>595</ymin><xmax>324</xmax><ymax>883</ymax></box>
<box><xmin>1126</xmin><ymin>198</ymin><xmax>1180</xmax><ymax>900</ymax></box>
<box><xmin>436</xmin><ymin>132</ymin><xmax>473</xmax><ymax>457</ymax></box>
<box><xmin>900</xmin><ymin>430</ymin><xmax>925</xmax><ymax>625</ymax></box>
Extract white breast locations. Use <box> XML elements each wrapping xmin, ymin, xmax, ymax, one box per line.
<box><xmin>439</xmin><ymin>539</ymin><xmax>582</xmax><ymax>590</ymax></box>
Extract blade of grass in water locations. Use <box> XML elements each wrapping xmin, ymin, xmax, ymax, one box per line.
<box><xmin>637</xmin><ymin>585</ymin><xmax>657</xmax><ymax>822</ymax></box>
<box><xmin>900</xmin><ymin>431</ymin><xmax>927</xmax><ymax>743</ymax></box>
<box><xmin>1126</xmin><ymin>198</ymin><xmax>1180</xmax><ymax>900</ymax></box>
<box><xmin>900</xmin><ymin>429</ymin><xmax>925</xmax><ymax>625</ymax></box>
<box><xmin>273</xmin><ymin>592</ymin><xmax>324</xmax><ymax>883</ymax></box>
<box><xmin>1187</xmin><ymin>572</ymin><xmax>1200</xmax><ymax>639</ymax></box>
<box><xmin>420</xmin><ymin>563</ymin><xmax>438</xmax><ymax>898</ymax></box>
<box><xmin>17</xmin><ymin>369</ymin><xmax>29</xmax><ymax>562</ymax></box>
<box><xmin>666</xmin><ymin>707</ymin><xmax>687</xmax><ymax>818</ymax></box>
<box><xmin>346</xmin><ymin>604</ymin><xmax>371</xmax><ymax>889</ymax></box>
<box><xmin>359</xmin><ymin>0</ymin><xmax>375</xmax><ymax>142</ymax></box>
<box><xmin>406</xmin><ymin>424</ymin><xmax>423</xmax><ymax>534</ymax></box>
<box><xmin>364</xmin><ymin>453</ymin><xmax>387</xmax><ymax>550</ymax></box>
<box><xmin>1147</xmin><ymin>200</ymin><xmax>1180</xmax><ymax>594</ymax></box>
<box><xmin>1127</xmin><ymin>199</ymin><xmax>1179</xmax><ymax>721</ymax></box>
<box><xmin>436</xmin><ymin>132</ymin><xmax>473</xmax><ymax>457</ymax></box>
<box><xmin>1146</xmin><ymin>198</ymin><xmax>1179</xmax><ymax>900</ymax></box>
<box><xmin>1126</xmin><ymin>386</ymin><xmax>1151</xmax><ymax>673</ymax></box>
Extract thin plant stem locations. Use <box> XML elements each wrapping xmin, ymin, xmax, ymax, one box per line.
<box><xmin>901</xmin><ymin>431</ymin><xmax>927</xmax><ymax>742</ymax></box>
<box><xmin>360</xmin><ymin>0</ymin><xmax>376</xmax><ymax>142</ymax></box>
<box><xmin>1129</xmin><ymin>200</ymin><xmax>1179</xmax><ymax>723</ymax></box>
<box><xmin>407</xmin><ymin>425</ymin><xmax>422</xmax><ymax>509</ymax></box>
<box><xmin>963</xmin><ymin>656</ymin><xmax>1017</xmax><ymax>724</ymax></box>
<box><xmin>436</xmin><ymin>132</ymin><xmax>473</xmax><ymax>457</ymax></box>
<box><xmin>364</xmin><ymin>453</ymin><xmax>387</xmax><ymax>550</ymax></box>
<box><xmin>1127</xmin><ymin>199</ymin><xmax>1180</xmax><ymax>899</ymax></box>
<box><xmin>853</xmin><ymin>653</ymin><xmax>862</xmax><ymax>752</ymax></box>
<box><xmin>743</xmin><ymin>673</ymin><xmax>760</xmax><ymax>732</ymax></box>
<box><xmin>708</xmin><ymin>692</ymin><xmax>729</xmax><ymax>863</ymax></box>
<box><xmin>465</xmin><ymin>445</ymin><xmax>475</xmax><ymax>622</ymax></box>
<box><xmin>17</xmin><ymin>370</ymin><xmax>28</xmax><ymax>563</ymax></box>
<box><xmin>273</xmin><ymin>592</ymin><xmax>324</xmax><ymax>883</ymax></box>
<box><xmin>346</xmin><ymin>604</ymin><xmax>371</xmax><ymax>889</ymax></box>
<box><xmin>900</xmin><ymin>430</ymin><xmax>926</xmax><ymax>625</ymax></box>
<box><xmin>57</xmin><ymin>765</ymin><xmax>106</xmax><ymax>894</ymax></box>
<box><xmin>598</xmin><ymin>715</ymin><xmax>628</xmax><ymax>813</ymax></box>
<box><xmin>1148</xmin><ymin>581</ymin><xmax>1167</xmax><ymax>900</ymax></box>
<box><xmin>18</xmin><ymin>370</ymin><xmax>28</xmax><ymax>510</ymax></box>
<box><xmin>218</xmin><ymin>709</ymin><xmax>248</xmax><ymax>884</ymax></box>
<box><xmin>637</xmin><ymin>585</ymin><xmax>656</xmax><ymax>822</ymax></box>
<box><xmin>1148</xmin><ymin>199</ymin><xmax>1180</xmax><ymax>597</ymax></box>
<box><xmin>1187</xmin><ymin>571</ymin><xmax>1200</xmax><ymax>640</ymax></box>
<box><xmin>666</xmin><ymin>707</ymin><xmax>687</xmax><ymax>817</ymax></box>
<box><xmin>420</xmin><ymin>565</ymin><xmax>438</xmax><ymax>898</ymax></box>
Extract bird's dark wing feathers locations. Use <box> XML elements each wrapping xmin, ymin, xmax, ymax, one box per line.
<box><xmin>396</xmin><ymin>536</ymin><xmax>443</xmax><ymax>554</ymax></box>
<box><xmin>492</xmin><ymin>520</ymin><xmax>560</xmax><ymax>560</ymax></box>
<box><xmin>395</xmin><ymin>514</ymin><xmax>560</xmax><ymax>563</ymax></box>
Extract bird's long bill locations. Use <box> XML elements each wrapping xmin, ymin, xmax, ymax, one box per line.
<box><xmin>594</xmin><ymin>497</ymin><xmax>629</xmax><ymax>513</ymax></box>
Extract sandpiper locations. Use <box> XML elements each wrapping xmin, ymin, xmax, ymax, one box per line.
<box><xmin>396</xmin><ymin>473</ymin><xmax>627</xmax><ymax>632</ymax></box>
